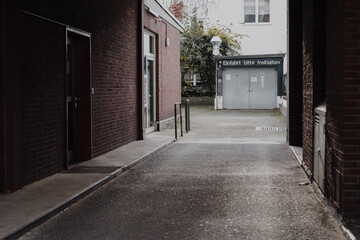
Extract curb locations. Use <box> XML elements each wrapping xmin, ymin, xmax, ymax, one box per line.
<box><xmin>3</xmin><ymin>139</ymin><xmax>174</xmax><ymax>240</ymax></box>
<box><xmin>289</xmin><ymin>145</ymin><xmax>356</xmax><ymax>240</ymax></box>
<box><xmin>122</xmin><ymin>139</ymin><xmax>175</xmax><ymax>171</ymax></box>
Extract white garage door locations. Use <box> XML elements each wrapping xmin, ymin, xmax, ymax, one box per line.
<box><xmin>223</xmin><ymin>68</ymin><xmax>277</xmax><ymax>109</ymax></box>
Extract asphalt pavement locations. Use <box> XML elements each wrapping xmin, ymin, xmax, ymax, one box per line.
<box><xmin>16</xmin><ymin>107</ymin><xmax>351</xmax><ymax>240</ymax></box>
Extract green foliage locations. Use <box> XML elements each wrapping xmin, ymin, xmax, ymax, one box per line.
<box><xmin>181</xmin><ymin>81</ymin><xmax>203</xmax><ymax>97</ymax></box>
<box><xmin>180</xmin><ymin>9</ymin><xmax>244</xmax><ymax>97</ymax></box>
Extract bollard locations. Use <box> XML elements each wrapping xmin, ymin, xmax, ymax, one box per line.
<box><xmin>185</xmin><ymin>99</ymin><xmax>190</xmax><ymax>132</ymax></box>
<box><xmin>174</xmin><ymin>103</ymin><xmax>177</xmax><ymax>140</ymax></box>
<box><xmin>180</xmin><ymin>103</ymin><xmax>183</xmax><ymax>137</ymax></box>
<box><xmin>174</xmin><ymin>102</ymin><xmax>183</xmax><ymax>140</ymax></box>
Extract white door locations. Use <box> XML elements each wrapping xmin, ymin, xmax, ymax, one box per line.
<box><xmin>249</xmin><ymin>68</ymin><xmax>277</xmax><ymax>109</ymax></box>
<box><xmin>223</xmin><ymin>68</ymin><xmax>250</xmax><ymax>109</ymax></box>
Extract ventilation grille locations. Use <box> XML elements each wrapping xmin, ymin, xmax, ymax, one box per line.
<box><xmin>314</xmin><ymin>113</ymin><xmax>320</xmax><ymax>125</ymax></box>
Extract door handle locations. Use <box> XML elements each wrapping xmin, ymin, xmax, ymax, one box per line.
<box><xmin>74</xmin><ymin>97</ymin><xmax>81</xmax><ymax>108</ymax></box>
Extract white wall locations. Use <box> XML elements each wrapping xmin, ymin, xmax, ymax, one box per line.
<box><xmin>203</xmin><ymin>0</ymin><xmax>287</xmax><ymax>57</ymax></box>
<box><xmin>160</xmin><ymin>0</ymin><xmax>287</xmax><ymax>73</ymax></box>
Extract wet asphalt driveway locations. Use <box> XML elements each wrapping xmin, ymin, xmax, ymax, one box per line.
<box><xmin>21</xmin><ymin>108</ymin><xmax>346</xmax><ymax>239</ymax></box>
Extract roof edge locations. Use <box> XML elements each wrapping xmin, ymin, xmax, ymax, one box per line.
<box><xmin>144</xmin><ymin>0</ymin><xmax>184</xmax><ymax>33</ymax></box>
<box><xmin>214</xmin><ymin>54</ymin><xmax>285</xmax><ymax>60</ymax></box>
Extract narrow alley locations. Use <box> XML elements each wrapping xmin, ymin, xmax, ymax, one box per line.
<box><xmin>19</xmin><ymin>107</ymin><xmax>347</xmax><ymax>240</ymax></box>
<box><xmin>2</xmin><ymin>1</ymin><xmax>360</xmax><ymax>239</ymax></box>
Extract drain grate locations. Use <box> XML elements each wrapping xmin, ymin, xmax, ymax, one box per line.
<box><xmin>64</xmin><ymin>166</ymin><xmax>120</xmax><ymax>174</ymax></box>
<box><xmin>256</xmin><ymin>126</ymin><xmax>287</xmax><ymax>131</ymax></box>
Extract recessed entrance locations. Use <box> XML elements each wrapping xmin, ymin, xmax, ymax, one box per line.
<box><xmin>66</xmin><ymin>29</ymin><xmax>92</xmax><ymax>167</ymax></box>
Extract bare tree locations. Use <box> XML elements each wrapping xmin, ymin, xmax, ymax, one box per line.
<box><xmin>182</xmin><ymin>0</ymin><xmax>220</xmax><ymax>18</ymax></box>
<box><xmin>162</xmin><ymin>0</ymin><xmax>220</xmax><ymax>19</ymax></box>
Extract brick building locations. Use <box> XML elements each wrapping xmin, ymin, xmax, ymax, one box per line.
<box><xmin>143</xmin><ymin>0</ymin><xmax>183</xmax><ymax>132</ymax></box>
<box><xmin>1</xmin><ymin>0</ymin><xmax>182</xmax><ymax>192</ymax></box>
<box><xmin>288</xmin><ymin>0</ymin><xmax>360</xmax><ymax>220</ymax></box>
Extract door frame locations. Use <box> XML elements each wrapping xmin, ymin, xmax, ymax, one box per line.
<box><xmin>65</xmin><ymin>27</ymin><xmax>92</xmax><ymax>169</ymax></box>
<box><xmin>143</xmin><ymin>30</ymin><xmax>157</xmax><ymax>134</ymax></box>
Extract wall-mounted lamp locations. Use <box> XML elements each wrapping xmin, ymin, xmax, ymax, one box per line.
<box><xmin>210</xmin><ymin>36</ymin><xmax>222</xmax><ymax>56</ymax></box>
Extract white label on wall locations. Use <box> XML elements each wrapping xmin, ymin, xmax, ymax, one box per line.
<box><xmin>226</xmin><ymin>74</ymin><xmax>231</xmax><ymax>80</ymax></box>
<box><xmin>251</xmin><ymin>77</ymin><xmax>258</xmax><ymax>82</ymax></box>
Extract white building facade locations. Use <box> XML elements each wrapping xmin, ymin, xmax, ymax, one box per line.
<box><xmin>160</xmin><ymin>0</ymin><xmax>288</xmax><ymax>112</ymax></box>
<box><xmin>160</xmin><ymin>0</ymin><xmax>287</xmax><ymax>56</ymax></box>
<box><xmin>204</xmin><ymin>0</ymin><xmax>287</xmax><ymax>57</ymax></box>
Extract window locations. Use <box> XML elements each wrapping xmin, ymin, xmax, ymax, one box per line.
<box><xmin>144</xmin><ymin>33</ymin><xmax>155</xmax><ymax>55</ymax></box>
<box><xmin>258</xmin><ymin>0</ymin><xmax>270</xmax><ymax>22</ymax></box>
<box><xmin>244</xmin><ymin>0</ymin><xmax>270</xmax><ymax>23</ymax></box>
<box><xmin>244</xmin><ymin>0</ymin><xmax>256</xmax><ymax>23</ymax></box>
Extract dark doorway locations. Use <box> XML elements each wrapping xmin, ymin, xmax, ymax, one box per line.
<box><xmin>66</xmin><ymin>29</ymin><xmax>92</xmax><ymax>168</ymax></box>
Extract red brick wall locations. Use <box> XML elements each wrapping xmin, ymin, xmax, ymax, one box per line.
<box><xmin>325</xmin><ymin>0</ymin><xmax>345</xmax><ymax>214</ymax></box>
<box><xmin>301</xmin><ymin>0</ymin><xmax>360</xmax><ymax>220</ymax></box>
<box><xmin>16</xmin><ymin>0</ymin><xmax>140</xmax><ymax>185</ymax></box>
<box><xmin>302</xmin><ymin>0</ymin><xmax>327</xmax><ymax>176</ymax></box>
<box><xmin>20</xmin><ymin>15</ymin><xmax>65</xmax><ymax>184</ymax></box>
<box><xmin>290</xmin><ymin>0</ymin><xmax>360</xmax><ymax>221</ymax></box>
<box><xmin>342</xmin><ymin>0</ymin><xmax>360</xmax><ymax>219</ymax></box>
<box><xmin>0</xmin><ymin>1</ymin><xmax>4</xmax><ymax>191</ymax></box>
<box><xmin>143</xmin><ymin>8</ymin><xmax>181</xmax><ymax>123</ymax></box>
<box><xmin>302</xmin><ymin>0</ymin><xmax>315</xmax><ymax>172</ymax></box>
<box><xmin>159</xmin><ymin>23</ymin><xmax>181</xmax><ymax>121</ymax></box>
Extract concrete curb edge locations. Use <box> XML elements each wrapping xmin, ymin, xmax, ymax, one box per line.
<box><xmin>3</xmin><ymin>139</ymin><xmax>174</xmax><ymax>240</ymax></box>
<box><xmin>121</xmin><ymin>139</ymin><xmax>175</xmax><ymax>171</ymax></box>
<box><xmin>289</xmin><ymin>145</ymin><xmax>356</xmax><ymax>240</ymax></box>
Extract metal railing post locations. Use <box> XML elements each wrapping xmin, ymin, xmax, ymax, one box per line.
<box><xmin>180</xmin><ymin>103</ymin><xmax>183</xmax><ymax>137</ymax></box>
<box><xmin>185</xmin><ymin>99</ymin><xmax>190</xmax><ymax>132</ymax></box>
<box><xmin>174</xmin><ymin>102</ymin><xmax>184</xmax><ymax>140</ymax></box>
<box><xmin>174</xmin><ymin>103</ymin><xmax>177</xmax><ymax>140</ymax></box>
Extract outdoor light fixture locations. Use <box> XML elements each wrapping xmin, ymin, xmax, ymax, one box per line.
<box><xmin>211</xmin><ymin>36</ymin><xmax>222</xmax><ymax>110</ymax></box>
<box><xmin>210</xmin><ymin>36</ymin><xmax>222</xmax><ymax>56</ymax></box>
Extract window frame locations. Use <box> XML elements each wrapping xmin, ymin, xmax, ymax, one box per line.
<box><xmin>244</xmin><ymin>0</ymin><xmax>271</xmax><ymax>24</ymax></box>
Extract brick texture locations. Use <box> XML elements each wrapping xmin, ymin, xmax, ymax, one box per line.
<box><xmin>302</xmin><ymin>0</ymin><xmax>327</xmax><ymax>181</ymax></box>
<box><xmin>342</xmin><ymin>0</ymin><xmax>360</xmax><ymax>220</ymax></box>
<box><xmin>14</xmin><ymin>0</ymin><xmax>141</xmax><ymax>185</ymax></box>
<box><xmin>325</xmin><ymin>0</ymin><xmax>345</xmax><ymax>214</ymax></box>
<box><xmin>0</xmin><ymin>1</ymin><xmax>4</xmax><ymax>191</ymax></box>
<box><xmin>299</xmin><ymin>0</ymin><xmax>360</xmax><ymax>220</ymax></box>
<box><xmin>302</xmin><ymin>0</ymin><xmax>315</xmax><ymax>173</ymax></box>
<box><xmin>20</xmin><ymin>14</ymin><xmax>65</xmax><ymax>185</ymax></box>
<box><xmin>143</xmin><ymin>7</ymin><xmax>181</xmax><ymax>125</ymax></box>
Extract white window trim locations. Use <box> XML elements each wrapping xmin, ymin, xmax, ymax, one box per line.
<box><xmin>244</xmin><ymin>0</ymin><xmax>271</xmax><ymax>25</ymax></box>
